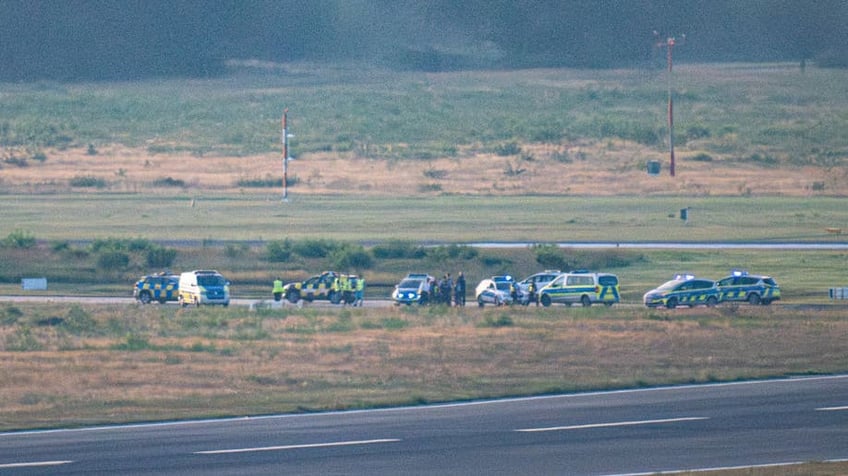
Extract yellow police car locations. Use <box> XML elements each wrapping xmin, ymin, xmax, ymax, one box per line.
<box><xmin>643</xmin><ymin>274</ymin><xmax>719</xmax><ymax>309</ymax></box>
<box><xmin>282</xmin><ymin>271</ymin><xmax>341</xmax><ymax>304</ymax></box>
<box><xmin>716</xmin><ymin>270</ymin><xmax>780</xmax><ymax>305</ymax></box>
<box><xmin>538</xmin><ymin>271</ymin><xmax>620</xmax><ymax>307</ymax></box>
<box><xmin>133</xmin><ymin>273</ymin><xmax>179</xmax><ymax>304</ymax></box>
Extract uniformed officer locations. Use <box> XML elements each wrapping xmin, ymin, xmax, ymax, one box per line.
<box><xmin>272</xmin><ymin>277</ymin><xmax>284</xmax><ymax>302</ymax></box>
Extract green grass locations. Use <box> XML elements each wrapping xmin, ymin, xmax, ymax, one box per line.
<box><xmin>3</xmin><ymin>194</ymin><xmax>848</xmax><ymax>243</ymax></box>
<box><xmin>2</xmin><ymin>64</ymin><xmax>848</xmax><ymax>162</ymax></box>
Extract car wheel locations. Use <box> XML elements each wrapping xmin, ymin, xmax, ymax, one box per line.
<box><xmin>604</xmin><ymin>302</ymin><xmax>614</xmax><ymax>307</ymax></box>
<box><xmin>158</xmin><ymin>296</ymin><xmax>167</xmax><ymax>304</ymax></box>
<box><xmin>581</xmin><ymin>295</ymin><xmax>592</xmax><ymax>307</ymax></box>
<box><xmin>706</xmin><ymin>296</ymin><xmax>718</xmax><ymax>307</ymax></box>
<box><xmin>477</xmin><ymin>297</ymin><xmax>485</xmax><ymax>307</ymax></box>
<box><xmin>540</xmin><ymin>294</ymin><xmax>552</xmax><ymax>307</ymax></box>
<box><xmin>666</xmin><ymin>297</ymin><xmax>678</xmax><ymax>309</ymax></box>
<box><xmin>747</xmin><ymin>293</ymin><xmax>761</xmax><ymax>305</ymax></box>
<box><xmin>286</xmin><ymin>290</ymin><xmax>300</xmax><ymax>304</ymax></box>
<box><xmin>139</xmin><ymin>291</ymin><xmax>151</xmax><ymax>304</ymax></box>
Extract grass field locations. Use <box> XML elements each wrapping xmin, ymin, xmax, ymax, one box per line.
<box><xmin>2</xmin><ymin>64</ymin><xmax>848</xmax><ymax>472</ymax></box>
<box><xmin>1</xmin><ymin>303</ymin><xmax>846</xmax><ymax>432</ymax></box>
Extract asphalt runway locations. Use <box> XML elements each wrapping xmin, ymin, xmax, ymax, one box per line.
<box><xmin>1</xmin><ymin>375</ymin><xmax>846</xmax><ymax>475</ymax></box>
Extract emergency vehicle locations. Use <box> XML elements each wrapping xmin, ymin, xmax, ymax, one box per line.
<box><xmin>281</xmin><ymin>271</ymin><xmax>357</xmax><ymax>305</ymax></box>
<box><xmin>538</xmin><ymin>271</ymin><xmax>620</xmax><ymax>307</ymax></box>
<box><xmin>716</xmin><ymin>270</ymin><xmax>780</xmax><ymax>305</ymax></box>
<box><xmin>475</xmin><ymin>275</ymin><xmax>517</xmax><ymax>307</ymax></box>
<box><xmin>133</xmin><ymin>273</ymin><xmax>179</xmax><ymax>304</ymax></box>
<box><xmin>643</xmin><ymin>274</ymin><xmax>718</xmax><ymax>308</ymax></box>
<box><xmin>178</xmin><ymin>270</ymin><xmax>230</xmax><ymax>307</ymax></box>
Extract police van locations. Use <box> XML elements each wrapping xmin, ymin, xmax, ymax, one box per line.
<box><xmin>716</xmin><ymin>270</ymin><xmax>780</xmax><ymax>305</ymax></box>
<box><xmin>178</xmin><ymin>270</ymin><xmax>230</xmax><ymax>307</ymax></box>
<box><xmin>643</xmin><ymin>274</ymin><xmax>718</xmax><ymax>309</ymax></box>
<box><xmin>538</xmin><ymin>271</ymin><xmax>620</xmax><ymax>307</ymax></box>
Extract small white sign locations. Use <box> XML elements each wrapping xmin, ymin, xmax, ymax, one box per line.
<box><xmin>21</xmin><ymin>278</ymin><xmax>47</xmax><ymax>291</ymax></box>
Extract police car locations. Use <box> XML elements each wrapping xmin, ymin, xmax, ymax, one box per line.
<box><xmin>643</xmin><ymin>274</ymin><xmax>719</xmax><ymax>309</ymax></box>
<box><xmin>282</xmin><ymin>271</ymin><xmax>342</xmax><ymax>304</ymax></box>
<box><xmin>133</xmin><ymin>273</ymin><xmax>179</xmax><ymax>304</ymax></box>
<box><xmin>517</xmin><ymin>270</ymin><xmax>561</xmax><ymax>303</ymax></box>
<box><xmin>475</xmin><ymin>275</ymin><xmax>517</xmax><ymax>307</ymax></box>
<box><xmin>392</xmin><ymin>273</ymin><xmax>434</xmax><ymax>305</ymax></box>
<box><xmin>538</xmin><ymin>271</ymin><xmax>620</xmax><ymax>307</ymax></box>
<box><xmin>716</xmin><ymin>270</ymin><xmax>780</xmax><ymax>305</ymax></box>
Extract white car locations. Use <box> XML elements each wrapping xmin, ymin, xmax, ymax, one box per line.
<box><xmin>475</xmin><ymin>275</ymin><xmax>516</xmax><ymax>307</ymax></box>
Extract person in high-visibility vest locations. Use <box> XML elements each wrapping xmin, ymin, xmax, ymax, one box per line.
<box><xmin>272</xmin><ymin>277</ymin><xmax>284</xmax><ymax>302</ymax></box>
<box><xmin>354</xmin><ymin>276</ymin><xmax>365</xmax><ymax>307</ymax></box>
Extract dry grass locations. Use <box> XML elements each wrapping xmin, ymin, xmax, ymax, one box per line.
<box><xmin>1</xmin><ymin>303</ymin><xmax>846</xmax><ymax>431</ymax></box>
<box><xmin>1</xmin><ymin>142</ymin><xmax>839</xmax><ymax>197</ymax></box>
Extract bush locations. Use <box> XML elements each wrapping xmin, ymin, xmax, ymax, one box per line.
<box><xmin>372</xmin><ymin>240</ymin><xmax>426</xmax><ymax>259</ymax></box>
<box><xmin>292</xmin><ymin>239</ymin><xmax>339</xmax><ymax>258</ymax></box>
<box><xmin>427</xmin><ymin>244</ymin><xmax>478</xmax><ymax>261</ymax></box>
<box><xmin>62</xmin><ymin>305</ymin><xmax>97</xmax><ymax>336</ymax></box>
<box><xmin>266</xmin><ymin>239</ymin><xmax>293</xmax><ymax>262</ymax></box>
<box><xmin>4</xmin><ymin>229</ymin><xmax>36</xmax><ymax>248</ymax></box>
<box><xmin>96</xmin><ymin>251</ymin><xmax>130</xmax><ymax>270</ymax></box>
<box><xmin>331</xmin><ymin>245</ymin><xmax>373</xmax><ymax>270</ymax></box>
<box><xmin>533</xmin><ymin>244</ymin><xmax>569</xmax><ymax>270</ymax></box>
<box><xmin>146</xmin><ymin>246</ymin><xmax>177</xmax><ymax>268</ymax></box>
<box><xmin>494</xmin><ymin>142</ymin><xmax>522</xmax><ymax>156</ymax></box>
<box><xmin>69</xmin><ymin>176</ymin><xmax>107</xmax><ymax>188</ymax></box>
<box><xmin>152</xmin><ymin>177</ymin><xmax>186</xmax><ymax>187</ymax></box>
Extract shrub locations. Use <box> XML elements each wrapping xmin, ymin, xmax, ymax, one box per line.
<box><xmin>152</xmin><ymin>177</ymin><xmax>186</xmax><ymax>187</ymax></box>
<box><xmin>266</xmin><ymin>239</ymin><xmax>293</xmax><ymax>262</ymax></box>
<box><xmin>4</xmin><ymin>229</ymin><xmax>36</xmax><ymax>248</ymax></box>
<box><xmin>62</xmin><ymin>305</ymin><xmax>98</xmax><ymax>336</ymax></box>
<box><xmin>331</xmin><ymin>245</ymin><xmax>373</xmax><ymax>270</ymax></box>
<box><xmin>533</xmin><ymin>244</ymin><xmax>569</xmax><ymax>270</ymax></box>
<box><xmin>372</xmin><ymin>240</ymin><xmax>426</xmax><ymax>259</ymax></box>
<box><xmin>69</xmin><ymin>175</ymin><xmax>107</xmax><ymax>188</ymax></box>
<box><xmin>146</xmin><ymin>246</ymin><xmax>177</xmax><ymax>268</ymax></box>
<box><xmin>292</xmin><ymin>239</ymin><xmax>339</xmax><ymax>258</ymax></box>
<box><xmin>494</xmin><ymin>142</ymin><xmax>522</xmax><ymax>156</ymax></box>
<box><xmin>96</xmin><ymin>251</ymin><xmax>130</xmax><ymax>270</ymax></box>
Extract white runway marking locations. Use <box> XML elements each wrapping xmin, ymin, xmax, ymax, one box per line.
<box><xmin>195</xmin><ymin>438</ymin><xmax>401</xmax><ymax>455</ymax></box>
<box><xmin>516</xmin><ymin>416</ymin><xmax>709</xmax><ymax>432</ymax></box>
<box><xmin>817</xmin><ymin>406</ymin><xmax>848</xmax><ymax>411</ymax></box>
<box><xmin>0</xmin><ymin>460</ymin><xmax>73</xmax><ymax>469</ymax></box>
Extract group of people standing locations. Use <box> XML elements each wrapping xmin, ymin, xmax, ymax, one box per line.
<box><xmin>428</xmin><ymin>272</ymin><xmax>466</xmax><ymax>306</ymax></box>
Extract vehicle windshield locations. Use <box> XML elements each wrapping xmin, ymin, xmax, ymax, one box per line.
<box><xmin>496</xmin><ymin>281</ymin><xmax>511</xmax><ymax>292</ymax></box>
<box><xmin>655</xmin><ymin>280</ymin><xmax>682</xmax><ymax>291</ymax></box>
<box><xmin>198</xmin><ymin>275</ymin><xmax>225</xmax><ymax>287</ymax></box>
<box><xmin>398</xmin><ymin>279</ymin><xmax>422</xmax><ymax>289</ymax></box>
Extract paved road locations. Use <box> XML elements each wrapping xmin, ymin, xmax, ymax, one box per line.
<box><xmin>1</xmin><ymin>375</ymin><xmax>846</xmax><ymax>475</ymax></box>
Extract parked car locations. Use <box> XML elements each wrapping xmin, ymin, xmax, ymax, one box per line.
<box><xmin>392</xmin><ymin>273</ymin><xmax>434</xmax><ymax>305</ymax></box>
<box><xmin>538</xmin><ymin>271</ymin><xmax>620</xmax><ymax>307</ymax></box>
<box><xmin>643</xmin><ymin>274</ymin><xmax>718</xmax><ymax>309</ymax></box>
<box><xmin>133</xmin><ymin>273</ymin><xmax>179</xmax><ymax>304</ymax></box>
<box><xmin>716</xmin><ymin>270</ymin><xmax>780</xmax><ymax>305</ymax></box>
<box><xmin>178</xmin><ymin>270</ymin><xmax>230</xmax><ymax>307</ymax></box>
<box><xmin>475</xmin><ymin>275</ymin><xmax>517</xmax><ymax>307</ymax></box>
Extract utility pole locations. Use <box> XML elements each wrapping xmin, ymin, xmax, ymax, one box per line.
<box><xmin>655</xmin><ymin>33</ymin><xmax>684</xmax><ymax>177</ymax></box>
<box><xmin>281</xmin><ymin>109</ymin><xmax>290</xmax><ymax>201</ymax></box>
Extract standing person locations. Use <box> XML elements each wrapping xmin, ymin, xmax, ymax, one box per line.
<box><xmin>440</xmin><ymin>274</ymin><xmax>452</xmax><ymax>305</ymax></box>
<box><xmin>355</xmin><ymin>275</ymin><xmax>365</xmax><ymax>307</ymax></box>
<box><xmin>454</xmin><ymin>272</ymin><xmax>466</xmax><ymax>306</ymax></box>
<box><xmin>528</xmin><ymin>280</ymin><xmax>537</xmax><ymax>306</ymax></box>
<box><xmin>272</xmin><ymin>277</ymin><xmax>284</xmax><ymax>302</ymax></box>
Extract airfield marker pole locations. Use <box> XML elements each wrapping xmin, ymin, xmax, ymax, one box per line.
<box><xmin>282</xmin><ymin>109</ymin><xmax>289</xmax><ymax>202</ymax></box>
